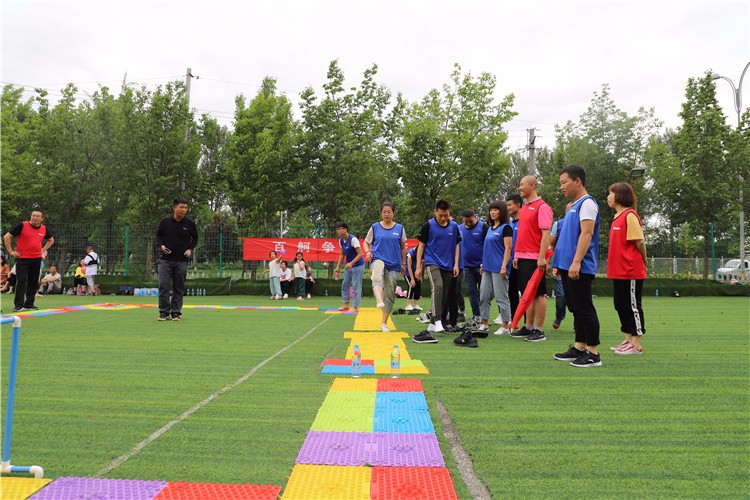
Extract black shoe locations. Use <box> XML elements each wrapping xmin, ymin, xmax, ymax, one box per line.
<box><xmin>157</xmin><ymin>314</ymin><xmax>169</xmax><ymax>321</ymax></box>
<box><xmin>471</xmin><ymin>326</ymin><xmax>490</xmax><ymax>338</ymax></box>
<box><xmin>453</xmin><ymin>331</ymin><xmax>478</xmax><ymax>348</ymax></box>
<box><xmin>554</xmin><ymin>345</ymin><xmax>586</xmax><ymax>361</ymax></box>
<box><xmin>510</xmin><ymin>326</ymin><xmax>533</xmax><ymax>338</ymax></box>
<box><xmin>171</xmin><ymin>314</ymin><xmax>181</xmax><ymax>321</ymax></box>
<box><xmin>412</xmin><ymin>331</ymin><xmax>438</xmax><ymax>343</ymax></box>
<box><xmin>525</xmin><ymin>329</ymin><xmax>546</xmax><ymax>342</ymax></box>
<box><xmin>570</xmin><ymin>350</ymin><xmax>602</xmax><ymax>367</ymax></box>
<box><xmin>457</xmin><ymin>312</ymin><xmax>466</xmax><ymax>323</ymax></box>
<box><xmin>23</xmin><ymin>305</ymin><xmax>39</xmax><ymax>311</ymax></box>
<box><xmin>12</xmin><ymin>306</ymin><xmax>23</xmax><ymax>313</ymax></box>
<box><xmin>444</xmin><ymin>324</ymin><xmax>460</xmax><ymax>333</ymax></box>
<box><xmin>408</xmin><ymin>309</ymin><xmax>420</xmax><ymax>315</ymax></box>
<box><xmin>392</xmin><ymin>308</ymin><xmax>406</xmax><ymax>315</ymax></box>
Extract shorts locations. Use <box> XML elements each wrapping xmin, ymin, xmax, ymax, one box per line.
<box><xmin>86</xmin><ymin>275</ymin><xmax>96</xmax><ymax>288</ymax></box>
<box><xmin>516</xmin><ymin>259</ymin><xmax>547</xmax><ymax>297</ymax></box>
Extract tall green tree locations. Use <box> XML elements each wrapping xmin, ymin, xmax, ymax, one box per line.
<box><xmin>225</xmin><ymin>77</ymin><xmax>299</xmax><ymax>237</ymax></box>
<box><xmin>196</xmin><ymin>114</ymin><xmax>231</xmax><ymax>221</ymax></box>
<box><xmin>397</xmin><ymin>64</ymin><xmax>516</xmax><ymax>222</ymax></box>
<box><xmin>648</xmin><ymin>73</ymin><xmax>733</xmax><ymax>276</ymax></box>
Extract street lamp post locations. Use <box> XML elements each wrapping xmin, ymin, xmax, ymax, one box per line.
<box><xmin>712</xmin><ymin>61</ymin><xmax>750</xmax><ymax>283</ymax></box>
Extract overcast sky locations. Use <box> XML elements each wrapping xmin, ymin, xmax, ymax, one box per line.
<box><xmin>2</xmin><ymin>0</ymin><xmax>748</xmax><ymax>150</ymax></box>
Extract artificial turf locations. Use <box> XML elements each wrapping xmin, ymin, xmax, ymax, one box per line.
<box><xmin>1</xmin><ymin>294</ymin><xmax>748</xmax><ymax>498</ymax></box>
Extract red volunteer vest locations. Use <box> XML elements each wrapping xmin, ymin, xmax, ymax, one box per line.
<box><xmin>16</xmin><ymin>221</ymin><xmax>47</xmax><ymax>259</ymax></box>
<box><xmin>607</xmin><ymin>208</ymin><xmax>646</xmax><ymax>280</ymax></box>
<box><xmin>515</xmin><ymin>198</ymin><xmax>548</xmax><ymax>254</ymax></box>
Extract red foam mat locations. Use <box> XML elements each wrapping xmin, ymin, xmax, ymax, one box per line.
<box><xmin>376</xmin><ymin>378</ymin><xmax>424</xmax><ymax>392</ymax></box>
<box><xmin>370</xmin><ymin>467</ymin><xmax>457</xmax><ymax>500</ymax></box>
<box><xmin>154</xmin><ymin>481</ymin><xmax>281</xmax><ymax>499</ymax></box>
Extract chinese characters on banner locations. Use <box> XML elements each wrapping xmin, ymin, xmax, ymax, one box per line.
<box><xmin>242</xmin><ymin>238</ymin><xmax>420</xmax><ymax>262</ymax></box>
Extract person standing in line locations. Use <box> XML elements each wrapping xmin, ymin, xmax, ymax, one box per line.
<box><xmin>81</xmin><ymin>245</ymin><xmax>99</xmax><ymax>295</ymax></box>
<box><xmin>552</xmin><ymin>165</ymin><xmax>602</xmax><ymax>367</ymax></box>
<box><xmin>459</xmin><ymin>208</ymin><xmax>488</xmax><ymax>327</ymax></box>
<box><xmin>3</xmin><ymin>209</ymin><xmax>55</xmax><ymax>313</ymax></box>
<box><xmin>268</xmin><ymin>250</ymin><xmax>282</xmax><ymax>299</ymax></box>
<box><xmin>405</xmin><ymin>246</ymin><xmax>423</xmax><ymax>311</ymax></box>
<box><xmin>505</xmin><ymin>194</ymin><xmax>523</xmax><ymax>320</ymax></box>
<box><xmin>362</xmin><ymin>202</ymin><xmax>407</xmax><ymax>333</ymax></box>
<box><xmin>549</xmin><ymin>202</ymin><xmax>573</xmax><ymax>329</ymax></box>
<box><xmin>412</xmin><ymin>200</ymin><xmax>461</xmax><ymax>343</ymax></box>
<box><xmin>156</xmin><ymin>197</ymin><xmax>198</xmax><ymax>321</ymax></box>
<box><xmin>293</xmin><ymin>252</ymin><xmax>307</xmax><ymax>300</ymax></box>
<box><xmin>511</xmin><ymin>176</ymin><xmax>553</xmax><ymax>342</ymax></box>
<box><xmin>334</xmin><ymin>221</ymin><xmax>364</xmax><ymax>313</ymax></box>
<box><xmin>606</xmin><ymin>182</ymin><xmax>647</xmax><ymax>356</ymax></box>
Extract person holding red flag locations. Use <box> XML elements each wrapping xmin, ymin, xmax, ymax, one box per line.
<box><xmin>606</xmin><ymin>182</ymin><xmax>647</xmax><ymax>355</ymax></box>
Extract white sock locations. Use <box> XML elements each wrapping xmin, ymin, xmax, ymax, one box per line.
<box><xmin>434</xmin><ymin>320</ymin><xmax>444</xmax><ymax>331</ymax></box>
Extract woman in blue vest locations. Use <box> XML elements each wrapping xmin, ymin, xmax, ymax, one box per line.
<box><xmin>334</xmin><ymin>221</ymin><xmax>364</xmax><ymax>313</ymax></box>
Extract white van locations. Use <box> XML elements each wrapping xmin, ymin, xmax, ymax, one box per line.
<box><xmin>716</xmin><ymin>259</ymin><xmax>750</xmax><ymax>284</ymax></box>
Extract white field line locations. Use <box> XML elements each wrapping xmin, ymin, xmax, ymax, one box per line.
<box><xmin>96</xmin><ymin>315</ymin><xmax>334</xmax><ymax>477</ymax></box>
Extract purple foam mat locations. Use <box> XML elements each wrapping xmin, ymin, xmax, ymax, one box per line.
<box><xmin>29</xmin><ymin>476</ymin><xmax>168</xmax><ymax>500</ymax></box>
<box><xmin>296</xmin><ymin>431</ymin><xmax>445</xmax><ymax>467</ymax></box>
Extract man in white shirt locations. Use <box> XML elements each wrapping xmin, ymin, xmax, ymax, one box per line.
<box><xmin>39</xmin><ymin>265</ymin><xmax>62</xmax><ymax>294</ymax></box>
<box><xmin>81</xmin><ymin>245</ymin><xmax>99</xmax><ymax>295</ymax></box>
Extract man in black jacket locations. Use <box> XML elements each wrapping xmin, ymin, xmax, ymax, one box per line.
<box><xmin>156</xmin><ymin>197</ymin><xmax>198</xmax><ymax>321</ymax></box>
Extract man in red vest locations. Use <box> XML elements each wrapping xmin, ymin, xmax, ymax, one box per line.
<box><xmin>3</xmin><ymin>209</ymin><xmax>55</xmax><ymax>312</ymax></box>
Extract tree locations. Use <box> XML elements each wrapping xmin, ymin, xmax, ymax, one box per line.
<box><xmin>397</xmin><ymin>64</ymin><xmax>516</xmax><ymax>222</ymax></box>
<box><xmin>195</xmin><ymin>114</ymin><xmax>231</xmax><ymax>220</ymax></box>
<box><xmin>647</xmin><ymin>73</ymin><xmax>733</xmax><ymax>276</ymax></box>
<box><xmin>226</xmin><ymin>77</ymin><xmax>300</xmax><ymax>237</ymax></box>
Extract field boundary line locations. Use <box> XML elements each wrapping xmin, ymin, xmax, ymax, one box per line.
<box><xmin>96</xmin><ymin>315</ymin><xmax>334</xmax><ymax>477</ymax></box>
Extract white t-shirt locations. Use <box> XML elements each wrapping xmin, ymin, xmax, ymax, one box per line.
<box><xmin>579</xmin><ymin>198</ymin><xmax>599</xmax><ymax>221</ymax></box>
<box><xmin>280</xmin><ymin>268</ymin><xmax>292</xmax><ymax>281</ymax></box>
<box><xmin>83</xmin><ymin>251</ymin><xmax>98</xmax><ymax>276</ymax></box>
<box><xmin>269</xmin><ymin>259</ymin><xmax>281</xmax><ymax>278</ymax></box>
<box><xmin>293</xmin><ymin>261</ymin><xmax>307</xmax><ymax>279</ymax></box>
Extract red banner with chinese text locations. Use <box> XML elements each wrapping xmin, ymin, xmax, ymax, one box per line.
<box><xmin>242</xmin><ymin>238</ymin><xmax>420</xmax><ymax>261</ymax></box>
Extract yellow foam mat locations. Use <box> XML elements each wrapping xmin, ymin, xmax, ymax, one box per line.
<box><xmin>0</xmin><ymin>477</ymin><xmax>51</xmax><ymax>499</ymax></box>
<box><xmin>352</xmin><ymin>308</ymin><xmax>396</xmax><ymax>331</ymax></box>
<box><xmin>283</xmin><ymin>465</ymin><xmax>370</xmax><ymax>499</ymax></box>
<box><xmin>329</xmin><ymin>378</ymin><xmax>378</xmax><ymax>392</ymax></box>
<box><xmin>374</xmin><ymin>359</ymin><xmax>430</xmax><ymax>374</ymax></box>
<box><xmin>88</xmin><ymin>304</ymin><xmax>140</xmax><ymax>311</ymax></box>
<box><xmin>343</xmin><ymin>331</ymin><xmax>409</xmax><ymax>339</ymax></box>
<box><xmin>344</xmin><ymin>339</ymin><xmax>412</xmax><ymax>361</ymax></box>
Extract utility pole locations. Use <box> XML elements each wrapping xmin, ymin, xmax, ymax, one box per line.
<box><xmin>527</xmin><ymin>128</ymin><xmax>537</xmax><ymax>175</ymax></box>
<box><xmin>181</xmin><ymin>68</ymin><xmax>196</xmax><ymax>192</ymax></box>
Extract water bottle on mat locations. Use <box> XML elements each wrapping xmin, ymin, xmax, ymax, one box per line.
<box><xmin>352</xmin><ymin>344</ymin><xmax>362</xmax><ymax>378</ymax></box>
<box><xmin>390</xmin><ymin>345</ymin><xmax>400</xmax><ymax>378</ymax></box>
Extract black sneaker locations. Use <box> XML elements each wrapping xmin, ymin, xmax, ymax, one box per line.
<box><xmin>171</xmin><ymin>314</ymin><xmax>181</xmax><ymax>321</ymax></box>
<box><xmin>412</xmin><ymin>331</ymin><xmax>438</xmax><ymax>343</ymax></box>
<box><xmin>157</xmin><ymin>314</ymin><xmax>169</xmax><ymax>321</ymax></box>
<box><xmin>570</xmin><ymin>350</ymin><xmax>602</xmax><ymax>367</ymax></box>
<box><xmin>554</xmin><ymin>345</ymin><xmax>586</xmax><ymax>361</ymax></box>
<box><xmin>23</xmin><ymin>305</ymin><xmax>39</xmax><ymax>311</ymax></box>
<box><xmin>510</xmin><ymin>326</ymin><xmax>533</xmax><ymax>338</ymax></box>
<box><xmin>470</xmin><ymin>325</ymin><xmax>490</xmax><ymax>338</ymax></box>
<box><xmin>457</xmin><ymin>311</ymin><xmax>466</xmax><ymax>323</ymax></box>
<box><xmin>453</xmin><ymin>331</ymin><xmax>478</xmax><ymax>348</ymax></box>
<box><xmin>525</xmin><ymin>329</ymin><xmax>546</xmax><ymax>342</ymax></box>
<box><xmin>12</xmin><ymin>306</ymin><xmax>23</xmax><ymax>313</ymax></box>
<box><xmin>444</xmin><ymin>324</ymin><xmax>460</xmax><ymax>333</ymax></box>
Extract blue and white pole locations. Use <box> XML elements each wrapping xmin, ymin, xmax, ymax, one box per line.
<box><xmin>1</xmin><ymin>315</ymin><xmax>44</xmax><ymax>478</ymax></box>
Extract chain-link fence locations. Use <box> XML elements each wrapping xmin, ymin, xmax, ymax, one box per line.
<box><xmin>1</xmin><ymin>222</ymin><xmax>741</xmax><ymax>281</ymax></box>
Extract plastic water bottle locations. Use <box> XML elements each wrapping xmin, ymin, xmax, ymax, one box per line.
<box><xmin>390</xmin><ymin>344</ymin><xmax>400</xmax><ymax>379</ymax></box>
<box><xmin>325</xmin><ymin>288</ymin><xmax>328</xmax><ymax>297</ymax></box>
<box><xmin>655</xmin><ymin>288</ymin><xmax>660</xmax><ymax>297</ymax></box>
<box><xmin>63</xmin><ymin>287</ymin><xmax>67</xmax><ymax>295</ymax></box>
<box><xmin>352</xmin><ymin>344</ymin><xmax>362</xmax><ymax>378</ymax></box>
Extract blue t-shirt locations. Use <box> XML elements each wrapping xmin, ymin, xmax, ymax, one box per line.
<box><xmin>554</xmin><ymin>195</ymin><xmax>600</xmax><ymax>275</ymax></box>
<box><xmin>339</xmin><ymin>234</ymin><xmax>364</xmax><ymax>268</ymax></box>
<box><xmin>371</xmin><ymin>222</ymin><xmax>404</xmax><ymax>271</ymax></box>
<box><xmin>482</xmin><ymin>223</ymin><xmax>513</xmax><ymax>274</ymax></box>
<box><xmin>458</xmin><ymin>220</ymin><xmax>486</xmax><ymax>268</ymax></box>
<box><xmin>419</xmin><ymin>219</ymin><xmax>461</xmax><ymax>272</ymax></box>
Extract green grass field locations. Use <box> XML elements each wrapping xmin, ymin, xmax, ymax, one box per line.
<box><xmin>1</xmin><ymin>294</ymin><xmax>748</xmax><ymax>498</ymax></box>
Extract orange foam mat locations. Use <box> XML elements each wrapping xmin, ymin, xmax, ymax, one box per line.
<box><xmin>0</xmin><ymin>477</ymin><xmax>51</xmax><ymax>500</ymax></box>
<box><xmin>282</xmin><ymin>465</ymin><xmax>370</xmax><ymax>500</ymax></box>
<box><xmin>329</xmin><ymin>378</ymin><xmax>379</xmax><ymax>392</ymax></box>
<box><xmin>370</xmin><ymin>466</ymin><xmax>458</xmax><ymax>500</ymax></box>
<box><xmin>154</xmin><ymin>481</ymin><xmax>281</xmax><ymax>499</ymax></box>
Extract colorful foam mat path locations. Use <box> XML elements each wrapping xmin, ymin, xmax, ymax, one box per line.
<box><xmin>0</xmin><ymin>476</ymin><xmax>282</xmax><ymax>500</ymax></box>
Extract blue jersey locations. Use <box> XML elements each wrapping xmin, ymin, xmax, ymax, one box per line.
<box><xmin>371</xmin><ymin>222</ymin><xmax>404</xmax><ymax>271</ymax></box>
<box><xmin>482</xmin><ymin>223</ymin><xmax>512</xmax><ymax>273</ymax></box>
<box><xmin>458</xmin><ymin>220</ymin><xmax>486</xmax><ymax>268</ymax></box>
<box><xmin>422</xmin><ymin>219</ymin><xmax>460</xmax><ymax>272</ymax></box>
<box><xmin>406</xmin><ymin>247</ymin><xmax>419</xmax><ymax>274</ymax></box>
<box><xmin>339</xmin><ymin>234</ymin><xmax>364</xmax><ymax>268</ymax></box>
<box><xmin>509</xmin><ymin>218</ymin><xmax>519</xmax><ymax>262</ymax></box>
<box><xmin>554</xmin><ymin>195</ymin><xmax>600</xmax><ymax>275</ymax></box>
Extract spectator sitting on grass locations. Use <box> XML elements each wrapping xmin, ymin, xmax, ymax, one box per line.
<box><xmin>39</xmin><ymin>265</ymin><xmax>62</xmax><ymax>294</ymax></box>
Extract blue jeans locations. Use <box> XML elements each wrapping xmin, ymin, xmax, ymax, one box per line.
<box><xmin>341</xmin><ymin>265</ymin><xmax>364</xmax><ymax>307</ymax></box>
<box><xmin>158</xmin><ymin>260</ymin><xmax>188</xmax><ymax>316</ymax></box>
<box><xmin>554</xmin><ymin>277</ymin><xmax>567</xmax><ymax>324</ymax></box>
<box><xmin>463</xmin><ymin>266</ymin><xmax>482</xmax><ymax>317</ymax></box>
<box><xmin>269</xmin><ymin>276</ymin><xmax>281</xmax><ymax>297</ymax></box>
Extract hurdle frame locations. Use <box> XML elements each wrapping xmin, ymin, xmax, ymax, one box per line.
<box><xmin>1</xmin><ymin>315</ymin><xmax>44</xmax><ymax>478</ymax></box>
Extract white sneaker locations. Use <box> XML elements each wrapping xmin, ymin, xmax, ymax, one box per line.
<box><xmin>371</xmin><ymin>259</ymin><xmax>385</xmax><ymax>282</ymax></box>
<box><xmin>494</xmin><ymin>327</ymin><xmax>511</xmax><ymax>336</ymax></box>
<box><xmin>307</xmin><ymin>293</ymin><xmax>311</xmax><ymax>299</ymax></box>
<box><xmin>493</xmin><ymin>315</ymin><xmax>503</xmax><ymax>325</ymax></box>
<box><xmin>275</xmin><ymin>295</ymin><xmax>281</xmax><ymax>300</ymax></box>
<box><xmin>270</xmin><ymin>296</ymin><xmax>276</xmax><ymax>300</ymax></box>
<box><xmin>405</xmin><ymin>305</ymin><xmax>414</xmax><ymax>311</ymax></box>
<box><xmin>433</xmin><ymin>320</ymin><xmax>444</xmax><ymax>333</ymax></box>
<box><xmin>283</xmin><ymin>294</ymin><xmax>288</xmax><ymax>299</ymax></box>
<box><xmin>381</xmin><ymin>323</ymin><xmax>391</xmax><ymax>332</ymax></box>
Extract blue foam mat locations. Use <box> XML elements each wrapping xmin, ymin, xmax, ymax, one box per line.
<box><xmin>375</xmin><ymin>392</ymin><xmax>429</xmax><ymax>411</ymax></box>
<box><xmin>321</xmin><ymin>365</ymin><xmax>376</xmax><ymax>375</ymax></box>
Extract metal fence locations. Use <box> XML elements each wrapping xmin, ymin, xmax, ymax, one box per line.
<box><xmin>2</xmin><ymin>222</ymin><xmax>741</xmax><ymax>281</ymax></box>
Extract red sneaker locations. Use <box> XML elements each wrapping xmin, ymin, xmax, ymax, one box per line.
<box><xmin>610</xmin><ymin>340</ymin><xmax>630</xmax><ymax>351</ymax></box>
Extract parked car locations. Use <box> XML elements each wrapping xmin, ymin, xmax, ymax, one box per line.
<box><xmin>716</xmin><ymin>259</ymin><xmax>750</xmax><ymax>283</ymax></box>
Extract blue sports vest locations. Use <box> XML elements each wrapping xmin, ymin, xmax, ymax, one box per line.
<box><xmin>482</xmin><ymin>223</ymin><xmax>511</xmax><ymax>274</ymax></box>
<box><xmin>509</xmin><ymin>218</ymin><xmax>519</xmax><ymax>262</ymax></box>
<box><xmin>371</xmin><ymin>222</ymin><xmax>404</xmax><ymax>271</ymax></box>
<box><xmin>424</xmin><ymin>219</ymin><xmax>460</xmax><ymax>272</ymax></box>
<box><xmin>555</xmin><ymin>195</ymin><xmax>600</xmax><ymax>275</ymax></box>
<box><xmin>340</xmin><ymin>234</ymin><xmax>364</xmax><ymax>268</ymax></box>
<box><xmin>458</xmin><ymin>220</ymin><xmax>485</xmax><ymax>268</ymax></box>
